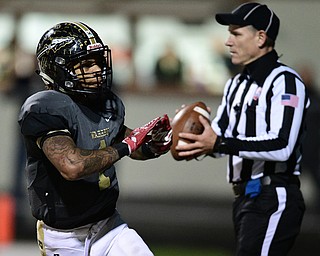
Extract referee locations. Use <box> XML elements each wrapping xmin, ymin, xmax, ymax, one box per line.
<box><xmin>176</xmin><ymin>2</ymin><xmax>308</xmax><ymax>255</ymax></box>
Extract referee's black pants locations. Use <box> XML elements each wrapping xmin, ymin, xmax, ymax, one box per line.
<box><xmin>232</xmin><ymin>183</ymin><xmax>305</xmax><ymax>256</ymax></box>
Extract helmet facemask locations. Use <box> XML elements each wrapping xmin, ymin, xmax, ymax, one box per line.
<box><xmin>59</xmin><ymin>45</ymin><xmax>112</xmax><ymax>97</ymax></box>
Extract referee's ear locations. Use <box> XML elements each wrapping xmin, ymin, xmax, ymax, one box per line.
<box><xmin>257</xmin><ymin>30</ymin><xmax>268</xmax><ymax>49</ymax></box>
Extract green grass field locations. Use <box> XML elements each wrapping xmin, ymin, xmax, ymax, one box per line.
<box><xmin>151</xmin><ymin>245</ymin><xmax>231</xmax><ymax>256</ymax></box>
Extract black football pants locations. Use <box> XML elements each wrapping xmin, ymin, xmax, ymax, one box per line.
<box><xmin>232</xmin><ymin>184</ymin><xmax>305</xmax><ymax>256</ymax></box>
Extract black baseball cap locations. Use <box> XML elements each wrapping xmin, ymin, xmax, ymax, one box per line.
<box><xmin>215</xmin><ymin>2</ymin><xmax>280</xmax><ymax>41</ymax></box>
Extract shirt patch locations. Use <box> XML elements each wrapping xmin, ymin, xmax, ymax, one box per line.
<box><xmin>253</xmin><ymin>87</ymin><xmax>262</xmax><ymax>101</ymax></box>
<box><xmin>281</xmin><ymin>94</ymin><xmax>299</xmax><ymax>108</ymax></box>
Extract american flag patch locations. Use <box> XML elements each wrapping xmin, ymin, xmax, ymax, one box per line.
<box><xmin>281</xmin><ymin>94</ymin><xmax>299</xmax><ymax>108</ymax></box>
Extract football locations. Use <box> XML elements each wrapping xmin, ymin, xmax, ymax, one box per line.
<box><xmin>170</xmin><ymin>101</ymin><xmax>210</xmax><ymax>161</ymax></box>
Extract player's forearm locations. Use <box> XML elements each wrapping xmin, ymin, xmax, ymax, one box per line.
<box><xmin>77</xmin><ymin>147</ymin><xmax>120</xmax><ymax>179</ymax></box>
<box><xmin>43</xmin><ymin>135</ymin><xmax>120</xmax><ymax>180</ymax></box>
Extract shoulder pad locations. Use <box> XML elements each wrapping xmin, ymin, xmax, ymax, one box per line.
<box><xmin>21</xmin><ymin>90</ymin><xmax>74</xmax><ymax>116</ymax></box>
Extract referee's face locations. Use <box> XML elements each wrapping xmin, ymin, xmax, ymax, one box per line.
<box><xmin>225</xmin><ymin>25</ymin><xmax>264</xmax><ymax>66</ymax></box>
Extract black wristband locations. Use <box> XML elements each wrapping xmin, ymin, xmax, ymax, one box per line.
<box><xmin>213</xmin><ymin>136</ymin><xmax>222</xmax><ymax>153</ymax></box>
<box><xmin>213</xmin><ymin>136</ymin><xmax>228</xmax><ymax>154</ymax></box>
<box><xmin>113</xmin><ymin>142</ymin><xmax>130</xmax><ymax>158</ymax></box>
<box><xmin>142</xmin><ymin>143</ymin><xmax>159</xmax><ymax>159</ymax></box>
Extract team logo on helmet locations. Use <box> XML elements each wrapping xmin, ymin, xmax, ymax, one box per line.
<box><xmin>51</xmin><ymin>38</ymin><xmax>75</xmax><ymax>50</ymax></box>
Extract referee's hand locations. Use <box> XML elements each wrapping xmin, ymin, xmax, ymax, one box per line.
<box><xmin>176</xmin><ymin>115</ymin><xmax>217</xmax><ymax>159</ymax></box>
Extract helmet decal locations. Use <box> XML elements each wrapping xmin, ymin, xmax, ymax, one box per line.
<box><xmin>50</xmin><ymin>38</ymin><xmax>75</xmax><ymax>50</ymax></box>
<box><xmin>71</xmin><ymin>22</ymin><xmax>97</xmax><ymax>44</ymax></box>
<box><xmin>87</xmin><ymin>43</ymin><xmax>103</xmax><ymax>51</ymax></box>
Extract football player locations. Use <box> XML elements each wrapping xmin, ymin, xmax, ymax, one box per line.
<box><xmin>18</xmin><ymin>21</ymin><xmax>172</xmax><ymax>256</ymax></box>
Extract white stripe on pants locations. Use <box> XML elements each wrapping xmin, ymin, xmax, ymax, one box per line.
<box><xmin>261</xmin><ymin>187</ymin><xmax>287</xmax><ymax>256</ymax></box>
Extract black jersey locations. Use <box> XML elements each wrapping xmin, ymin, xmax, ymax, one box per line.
<box><xmin>18</xmin><ymin>90</ymin><xmax>125</xmax><ymax>229</ymax></box>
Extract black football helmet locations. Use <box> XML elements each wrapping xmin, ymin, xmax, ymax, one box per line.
<box><xmin>36</xmin><ymin>22</ymin><xmax>112</xmax><ymax>97</ymax></box>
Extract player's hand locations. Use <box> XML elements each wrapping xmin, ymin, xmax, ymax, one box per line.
<box><xmin>147</xmin><ymin>114</ymin><xmax>172</xmax><ymax>155</ymax></box>
<box><xmin>123</xmin><ymin>116</ymin><xmax>161</xmax><ymax>154</ymax></box>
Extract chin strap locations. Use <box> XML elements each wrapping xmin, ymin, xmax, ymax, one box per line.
<box><xmin>36</xmin><ymin>70</ymin><xmax>55</xmax><ymax>85</ymax></box>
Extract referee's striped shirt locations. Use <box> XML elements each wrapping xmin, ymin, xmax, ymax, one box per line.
<box><xmin>212</xmin><ymin>50</ymin><xmax>309</xmax><ymax>183</ymax></box>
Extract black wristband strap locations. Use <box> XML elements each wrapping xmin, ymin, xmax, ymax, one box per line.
<box><xmin>113</xmin><ymin>142</ymin><xmax>130</xmax><ymax>158</ymax></box>
<box><xmin>213</xmin><ymin>136</ymin><xmax>222</xmax><ymax>153</ymax></box>
<box><xmin>142</xmin><ymin>143</ymin><xmax>160</xmax><ymax>159</ymax></box>
<box><xmin>213</xmin><ymin>136</ymin><xmax>228</xmax><ymax>154</ymax></box>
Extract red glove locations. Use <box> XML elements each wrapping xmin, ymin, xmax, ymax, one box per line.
<box><xmin>123</xmin><ymin>116</ymin><xmax>161</xmax><ymax>154</ymax></box>
<box><xmin>147</xmin><ymin>114</ymin><xmax>172</xmax><ymax>155</ymax></box>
